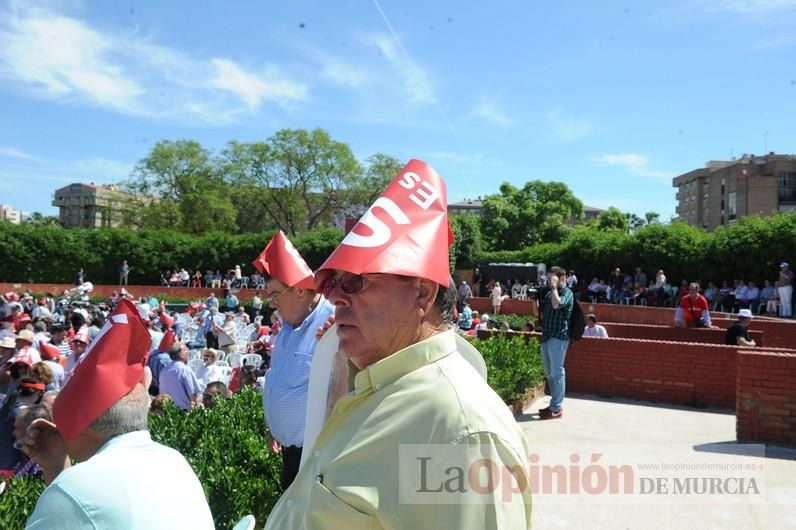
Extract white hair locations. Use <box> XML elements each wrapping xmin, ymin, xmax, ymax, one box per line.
<box><xmin>89</xmin><ymin>384</ymin><xmax>150</xmax><ymax>437</ymax></box>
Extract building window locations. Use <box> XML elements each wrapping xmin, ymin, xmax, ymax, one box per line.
<box><xmin>778</xmin><ymin>172</ymin><xmax>796</xmax><ymax>203</ymax></box>
<box><xmin>728</xmin><ymin>191</ymin><xmax>737</xmax><ymax>220</ymax></box>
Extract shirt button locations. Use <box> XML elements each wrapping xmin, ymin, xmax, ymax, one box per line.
<box><xmin>314</xmin><ymin>450</ymin><xmax>320</xmax><ymax>458</ymax></box>
<box><xmin>375</xmin><ymin>383</ymin><xmax>382</xmax><ymax>390</ymax></box>
<box><xmin>287</xmin><ymin>500</ymin><xmax>294</xmax><ymax>508</ymax></box>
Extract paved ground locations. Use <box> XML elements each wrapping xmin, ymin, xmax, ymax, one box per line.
<box><xmin>519</xmin><ymin>394</ymin><xmax>796</xmax><ymax>530</ymax></box>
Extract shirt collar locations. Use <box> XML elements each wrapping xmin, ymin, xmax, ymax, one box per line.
<box><xmin>352</xmin><ymin>329</ymin><xmax>456</xmax><ymax>396</ymax></box>
<box><xmin>95</xmin><ymin>430</ymin><xmax>152</xmax><ymax>456</ymax></box>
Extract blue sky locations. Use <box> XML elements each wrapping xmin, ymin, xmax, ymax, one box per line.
<box><xmin>2</xmin><ymin>0</ymin><xmax>796</xmax><ymax>220</ymax></box>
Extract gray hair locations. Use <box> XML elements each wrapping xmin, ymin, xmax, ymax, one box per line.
<box><xmin>434</xmin><ymin>277</ymin><xmax>457</xmax><ymax>324</ymax></box>
<box><xmin>89</xmin><ymin>383</ymin><xmax>150</xmax><ymax>437</ymax></box>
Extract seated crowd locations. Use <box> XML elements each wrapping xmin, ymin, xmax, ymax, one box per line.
<box><xmin>0</xmin><ymin>287</ymin><xmax>278</xmax><ymax>480</ymax></box>
<box><xmin>159</xmin><ymin>264</ymin><xmax>266</xmax><ymax>290</ymax></box>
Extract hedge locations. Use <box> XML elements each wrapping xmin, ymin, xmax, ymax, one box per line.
<box><xmin>469</xmin><ymin>333</ymin><xmax>545</xmax><ymax>406</ymax></box>
<box><xmin>0</xmin><ymin>223</ymin><xmax>343</xmax><ymax>285</ymax></box>
<box><xmin>474</xmin><ymin>213</ymin><xmax>796</xmax><ymax>288</ymax></box>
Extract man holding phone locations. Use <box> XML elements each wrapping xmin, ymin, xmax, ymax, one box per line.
<box><xmin>538</xmin><ymin>266</ymin><xmax>573</xmax><ymax>420</ymax></box>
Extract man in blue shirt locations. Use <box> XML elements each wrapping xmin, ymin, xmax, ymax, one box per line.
<box><xmin>254</xmin><ymin>230</ymin><xmax>335</xmax><ymax>489</ymax></box>
<box><xmin>159</xmin><ymin>342</ymin><xmax>202</xmax><ymax>410</ymax></box>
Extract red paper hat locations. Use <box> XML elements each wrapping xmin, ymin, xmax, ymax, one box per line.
<box><xmin>70</xmin><ymin>329</ymin><xmax>91</xmax><ymax>345</ymax></box>
<box><xmin>159</xmin><ymin>329</ymin><xmax>175</xmax><ymax>352</ymax></box>
<box><xmin>53</xmin><ymin>299</ymin><xmax>151</xmax><ymax>442</ymax></box>
<box><xmin>160</xmin><ymin>312</ymin><xmax>175</xmax><ymax>329</ymax></box>
<box><xmin>252</xmin><ymin>231</ymin><xmax>315</xmax><ymax>289</ymax></box>
<box><xmin>4</xmin><ymin>292</ymin><xmax>19</xmax><ymax>302</ymax></box>
<box><xmin>316</xmin><ymin>159</ymin><xmax>450</xmax><ymax>288</ymax></box>
<box><xmin>39</xmin><ymin>341</ymin><xmax>61</xmax><ymax>361</ymax></box>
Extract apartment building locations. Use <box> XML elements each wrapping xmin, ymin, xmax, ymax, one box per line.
<box><xmin>52</xmin><ymin>183</ymin><xmax>138</xmax><ymax>228</ymax></box>
<box><xmin>673</xmin><ymin>153</ymin><xmax>796</xmax><ymax>230</ymax></box>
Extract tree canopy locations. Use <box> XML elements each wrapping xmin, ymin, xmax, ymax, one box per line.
<box><xmin>123</xmin><ymin>129</ymin><xmax>401</xmax><ymax>236</ymax></box>
<box><xmin>480</xmin><ymin>181</ymin><xmax>584</xmax><ymax>250</ymax></box>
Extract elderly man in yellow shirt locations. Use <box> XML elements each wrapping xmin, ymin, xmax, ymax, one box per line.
<box><xmin>264</xmin><ymin>160</ymin><xmax>532</xmax><ymax>530</ymax></box>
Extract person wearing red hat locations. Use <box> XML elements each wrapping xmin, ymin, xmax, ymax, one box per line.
<box><xmin>22</xmin><ymin>300</ymin><xmax>214</xmax><ymax>529</ymax></box>
<box><xmin>264</xmin><ymin>160</ymin><xmax>532</xmax><ymax>530</ymax></box>
<box><xmin>63</xmin><ymin>330</ymin><xmax>91</xmax><ymax>384</ymax></box>
<box><xmin>254</xmin><ymin>230</ymin><xmax>335</xmax><ymax>490</ymax></box>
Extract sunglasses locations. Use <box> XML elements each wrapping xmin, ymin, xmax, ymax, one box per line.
<box><xmin>321</xmin><ymin>273</ymin><xmax>366</xmax><ymax>299</ymax></box>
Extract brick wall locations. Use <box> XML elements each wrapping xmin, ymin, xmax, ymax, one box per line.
<box><xmin>474</xmin><ymin>329</ymin><xmax>739</xmax><ymax>408</ymax></box>
<box><xmin>600</xmin><ymin>322</ymin><xmax>764</xmax><ymax>347</ymax></box>
<box><xmin>566</xmin><ymin>337</ymin><xmax>739</xmax><ymax>408</ymax></box>
<box><xmin>0</xmin><ymin>282</ymin><xmax>262</xmax><ymax>302</ymax></box>
<box><xmin>736</xmin><ymin>350</ymin><xmax>796</xmax><ymax>448</ymax></box>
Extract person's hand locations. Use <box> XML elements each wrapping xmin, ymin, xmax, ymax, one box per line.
<box><xmin>315</xmin><ymin>315</ymin><xmax>335</xmax><ymax>341</ymax></box>
<box><xmin>268</xmin><ymin>432</ymin><xmax>282</xmax><ymax>454</ymax></box>
<box><xmin>25</xmin><ymin>419</ymin><xmax>70</xmax><ymax>484</ymax></box>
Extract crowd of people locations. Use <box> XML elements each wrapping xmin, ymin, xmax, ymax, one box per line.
<box><xmin>158</xmin><ymin>264</ymin><xmax>267</xmax><ymax>290</ymax></box>
<box><xmin>457</xmin><ymin>263</ymin><xmax>794</xmax><ymax>320</ymax></box>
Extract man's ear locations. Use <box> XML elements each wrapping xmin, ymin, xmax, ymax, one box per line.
<box><xmin>416</xmin><ymin>279</ymin><xmax>439</xmax><ymax>315</ymax></box>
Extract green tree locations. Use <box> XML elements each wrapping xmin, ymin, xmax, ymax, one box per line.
<box><xmin>480</xmin><ymin>181</ymin><xmax>583</xmax><ymax>250</ymax></box>
<box><xmin>126</xmin><ymin>140</ymin><xmax>237</xmax><ymax>234</ymax></box>
<box><xmin>645</xmin><ymin>211</ymin><xmax>661</xmax><ymax>225</ymax></box>
<box><xmin>219</xmin><ymin>130</ymin><xmax>364</xmax><ymax>235</ymax></box>
<box><xmin>360</xmin><ymin>153</ymin><xmax>403</xmax><ymax>206</ymax></box>
<box><xmin>24</xmin><ymin>212</ymin><xmax>61</xmax><ymax>227</ymax></box>
<box><xmin>595</xmin><ymin>207</ymin><xmax>630</xmax><ymax>233</ymax></box>
<box><xmin>449</xmin><ymin>214</ymin><xmax>483</xmax><ymax>270</ymax></box>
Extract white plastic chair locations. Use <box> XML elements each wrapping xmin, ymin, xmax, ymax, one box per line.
<box><xmin>242</xmin><ymin>353</ymin><xmax>262</xmax><ymax>367</ymax></box>
<box><xmin>187</xmin><ymin>359</ymin><xmax>204</xmax><ymax>373</ymax></box>
<box><xmin>226</xmin><ymin>352</ymin><xmax>242</xmax><ymax>368</ymax></box>
<box><xmin>219</xmin><ymin>366</ymin><xmax>233</xmax><ymax>386</ymax></box>
<box><xmin>215</xmin><ymin>360</ymin><xmax>230</xmax><ymax>367</ymax></box>
<box><xmin>189</xmin><ymin>350</ymin><xmax>202</xmax><ymax>360</ymax></box>
<box><xmin>232</xmin><ymin>514</ymin><xmax>255</xmax><ymax>530</ymax></box>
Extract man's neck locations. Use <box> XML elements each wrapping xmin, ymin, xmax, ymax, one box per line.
<box><xmin>290</xmin><ymin>294</ymin><xmax>321</xmax><ymax>327</ymax></box>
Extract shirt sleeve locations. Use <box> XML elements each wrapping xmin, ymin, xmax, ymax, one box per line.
<box><xmin>26</xmin><ymin>484</ymin><xmax>93</xmax><ymax>529</ymax></box>
<box><xmin>181</xmin><ymin>367</ymin><xmax>203</xmax><ymax>397</ymax></box>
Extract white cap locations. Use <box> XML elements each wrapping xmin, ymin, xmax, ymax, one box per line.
<box><xmin>738</xmin><ymin>309</ymin><xmax>753</xmax><ymax>319</ymax></box>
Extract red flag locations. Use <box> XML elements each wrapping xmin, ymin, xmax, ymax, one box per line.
<box><xmin>39</xmin><ymin>341</ymin><xmax>61</xmax><ymax>361</ymax></box>
<box><xmin>159</xmin><ymin>329</ymin><xmax>175</xmax><ymax>352</ymax></box>
<box><xmin>52</xmin><ymin>299</ymin><xmax>151</xmax><ymax>443</ymax></box>
<box><xmin>316</xmin><ymin>159</ymin><xmax>450</xmax><ymax>288</ymax></box>
<box><xmin>252</xmin><ymin>231</ymin><xmax>315</xmax><ymax>289</ymax></box>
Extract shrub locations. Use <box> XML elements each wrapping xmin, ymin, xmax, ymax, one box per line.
<box><xmin>148</xmin><ymin>388</ymin><xmax>282</xmax><ymax>530</ymax></box>
<box><xmin>490</xmin><ymin>313</ymin><xmax>535</xmax><ymax>331</ymax></box>
<box><xmin>470</xmin><ymin>333</ymin><xmax>545</xmax><ymax>405</ymax></box>
<box><xmin>0</xmin><ymin>475</ymin><xmax>45</xmax><ymax>530</ymax></box>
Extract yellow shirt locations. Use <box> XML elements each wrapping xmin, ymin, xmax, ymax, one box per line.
<box><xmin>264</xmin><ymin>330</ymin><xmax>532</xmax><ymax>530</ymax></box>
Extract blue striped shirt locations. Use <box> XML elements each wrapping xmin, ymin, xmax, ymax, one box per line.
<box><xmin>263</xmin><ymin>297</ymin><xmax>335</xmax><ymax>447</ymax></box>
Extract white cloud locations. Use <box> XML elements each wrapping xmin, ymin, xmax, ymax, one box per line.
<box><xmin>317</xmin><ymin>54</ymin><xmax>373</xmax><ymax>90</ymax></box>
<box><xmin>0</xmin><ymin>4</ymin><xmax>308</xmax><ymax>124</ymax></box>
<box><xmin>0</xmin><ymin>146</ymin><xmax>37</xmax><ymax>160</ymax></box>
<box><xmin>591</xmin><ymin>153</ymin><xmax>676</xmax><ymax>180</ymax></box>
<box><xmin>469</xmin><ymin>99</ymin><xmax>514</xmax><ymax>126</ymax></box>
<box><xmin>0</xmin><ymin>11</ymin><xmax>145</xmax><ymax>112</ymax></box>
<box><xmin>367</xmin><ymin>33</ymin><xmax>436</xmax><ymax>104</ymax></box>
<box><xmin>209</xmin><ymin>59</ymin><xmax>307</xmax><ymax>110</ymax></box>
<box><xmin>546</xmin><ymin>110</ymin><xmax>592</xmax><ymax>141</ymax></box>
